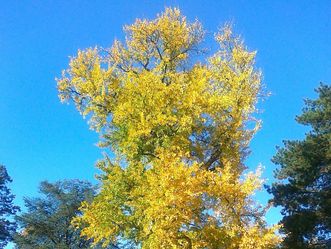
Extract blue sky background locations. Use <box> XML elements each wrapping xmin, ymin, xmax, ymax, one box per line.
<box><xmin>1</xmin><ymin>1</ymin><xmax>330</xmax><ymax>247</ymax></box>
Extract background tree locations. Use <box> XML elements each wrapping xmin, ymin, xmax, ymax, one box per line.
<box><xmin>14</xmin><ymin>179</ymin><xmax>122</xmax><ymax>249</ymax></box>
<box><xmin>0</xmin><ymin>165</ymin><xmax>20</xmax><ymax>248</ymax></box>
<box><xmin>58</xmin><ymin>8</ymin><xmax>280</xmax><ymax>248</ymax></box>
<box><xmin>269</xmin><ymin>84</ymin><xmax>331</xmax><ymax>249</ymax></box>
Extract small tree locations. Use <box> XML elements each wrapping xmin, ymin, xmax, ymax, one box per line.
<box><xmin>14</xmin><ymin>180</ymin><xmax>120</xmax><ymax>249</ymax></box>
<box><xmin>0</xmin><ymin>165</ymin><xmax>20</xmax><ymax>248</ymax></box>
<box><xmin>58</xmin><ymin>7</ymin><xmax>280</xmax><ymax>248</ymax></box>
<box><xmin>269</xmin><ymin>84</ymin><xmax>331</xmax><ymax>249</ymax></box>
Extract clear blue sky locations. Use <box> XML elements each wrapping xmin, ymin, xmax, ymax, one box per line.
<box><xmin>1</xmin><ymin>0</ymin><xmax>330</xmax><ymax>246</ymax></box>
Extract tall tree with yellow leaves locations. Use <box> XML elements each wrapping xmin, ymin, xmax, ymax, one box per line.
<box><xmin>57</xmin><ymin>8</ymin><xmax>280</xmax><ymax>249</ymax></box>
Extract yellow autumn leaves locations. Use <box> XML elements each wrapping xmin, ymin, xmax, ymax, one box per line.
<box><xmin>57</xmin><ymin>7</ymin><xmax>281</xmax><ymax>249</ymax></box>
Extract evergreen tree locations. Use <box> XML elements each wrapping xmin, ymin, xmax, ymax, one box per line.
<box><xmin>0</xmin><ymin>165</ymin><xmax>19</xmax><ymax>248</ymax></box>
<box><xmin>269</xmin><ymin>84</ymin><xmax>331</xmax><ymax>248</ymax></box>
<box><xmin>14</xmin><ymin>180</ymin><xmax>121</xmax><ymax>249</ymax></box>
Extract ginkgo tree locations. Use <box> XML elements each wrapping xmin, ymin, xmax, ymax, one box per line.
<box><xmin>57</xmin><ymin>8</ymin><xmax>281</xmax><ymax>249</ymax></box>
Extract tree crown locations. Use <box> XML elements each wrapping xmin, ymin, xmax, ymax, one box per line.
<box><xmin>58</xmin><ymin>8</ymin><xmax>280</xmax><ymax>249</ymax></box>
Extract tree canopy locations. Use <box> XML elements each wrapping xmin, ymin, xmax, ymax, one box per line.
<box><xmin>0</xmin><ymin>165</ymin><xmax>20</xmax><ymax>248</ymax></box>
<box><xmin>57</xmin><ymin>8</ymin><xmax>280</xmax><ymax>249</ymax></box>
<box><xmin>269</xmin><ymin>84</ymin><xmax>331</xmax><ymax>248</ymax></box>
<box><xmin>14</xmin><ymin>180</ymin><xmax>114</xmax><ymax>249</ymax></box>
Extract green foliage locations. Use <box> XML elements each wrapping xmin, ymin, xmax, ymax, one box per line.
<box><xmin>0</xmin><ymin>165</ymin><xmax>20</xmax><ymax>248</ymax></box>
<box><xmin>13</xmin><ymin>179</ymin><xmax>119</xmax><ymax>249</ymax></box>
<box><xmin>269</xmin><ymin>84</ymin><xmax>331</xmax><ymax>248</ymax></box>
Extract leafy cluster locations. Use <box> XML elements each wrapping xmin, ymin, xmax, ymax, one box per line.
<box><xmin>58</xmin><ymin>8</ymin><xmax>280</xmax><ymax>248</ymax></box>
<box><xmin>269</xmin><ymin>84</ymin><xmax>331</xmax><ymax>249</ymax></box>
<box><xmin>14</xmin><ymin>180</ymin><xmax>101</xmax><ymax>249</ymax></box>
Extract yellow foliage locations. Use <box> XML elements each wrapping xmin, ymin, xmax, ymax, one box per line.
<box><xmin>58</xmin><ymin>7</ymin><xmax>281</xmax><ymax>249</ymax></box>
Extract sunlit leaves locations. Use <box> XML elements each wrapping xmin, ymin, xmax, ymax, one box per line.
<box><xmin>58</xmin><ymin>7</ymin><xmax>280</xmax><ymax>248</ymax></box>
